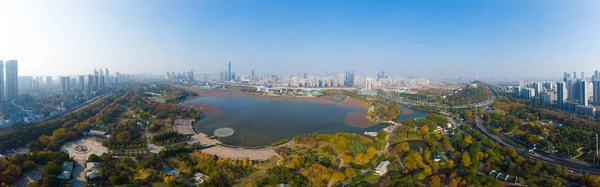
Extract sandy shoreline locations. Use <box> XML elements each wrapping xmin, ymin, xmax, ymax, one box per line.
<box><xmin>182</xmin><ymin>87</ymin><xmax>379</xmax><ymax>128</ymax></box>
<box><xmin>343</xmin><ymin>112</ymin><xmax>377</xmax><ymax>128</ymax></box>
<box><xmin>401</xmin><ymin>108</ymin><xmax>414</xmax><ymax>115</ymax></box>
<box><xmin>184</xmin><ymin>102</ymin><xmax>222</xmax><ymax>116</ymax></box>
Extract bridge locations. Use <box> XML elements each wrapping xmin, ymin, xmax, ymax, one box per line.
<box><xmin>383</xmin><ymin>94</ymin><xmax>495</xmax><ymax>109</ymax></box>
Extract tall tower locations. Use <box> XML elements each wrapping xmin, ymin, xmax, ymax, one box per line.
<box><xmin>594</xmin><ymin>80</ymin><xmax>600</xmax><ymax>104</ymax></box>
<box><xmin>227</xmin><ymin>62</ymin><xmax>232</xmax><ymax>81</ymax></box>
<box><xmin>60</xmin><ymin>77</ymin><xmax>70</xmax><ymax>93</ymax></box>
<box><xmin>79</xmin><ymin>75</ymin><xmax>85</xmax><ymax>90</ymax></box>
<box><xmin>557</xmin><ymin>81</ymin><xmax>566</xmax><ymax>104</ymax></box>
<box><xmin>365</xmin><ymin>78</ymin><xmax>373</xmax><ymax>90</ymax></box>
<box><xmin>88</xmin><ymin>75</ymin><xmax>94</xmax><ymax>91</ymax></box>
<box><xmin>5</xmin><ymin>60</ymin><xmax>18</xmax><ymax>100</ymax></box>
<box><xmin>0</xmin><ymin>61</ymin><xmax>4</xmax><ymax>102</ymax></box>
<box><xmin>577</xmin><ymin>79</ymin><xmax>588</xmax><ymax>106</ymax></box>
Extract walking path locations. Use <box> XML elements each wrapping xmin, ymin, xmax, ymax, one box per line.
<box><xmin>200</xmin><ymin>145</ymin><xmax>279</xmax><ymax>161</ymax></box>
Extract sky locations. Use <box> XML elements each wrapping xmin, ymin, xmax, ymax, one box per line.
<box><xmin>1</xmin><ymin>0</ymin><xmax>599</xmax><ymax>79</ymax></box>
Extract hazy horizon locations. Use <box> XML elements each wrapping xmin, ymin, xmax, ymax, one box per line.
<box><xmin>1</xmin><ymin>0</ymin><xmax>599</xmax><ymax>79</ymax></box>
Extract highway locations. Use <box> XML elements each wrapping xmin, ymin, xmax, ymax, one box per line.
<box><xmin>475</xmin><ymin>116</ymin><xmax>600</xmax><ymax>175</ymax></box>
<box><xmin>385</xmin><ymin>85</ymin><xmax>600</xmax><ymax>175</ymax></box>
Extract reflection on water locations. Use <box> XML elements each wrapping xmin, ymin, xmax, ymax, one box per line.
<box><xmin>187</xmin><ymin>96</ymin><xmax>428</xmax><ymax>146</ymax></box>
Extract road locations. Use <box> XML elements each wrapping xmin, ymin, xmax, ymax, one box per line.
<box><xmin>385</xmin><ymin>94</ymin><xmax>496</xmax><ymax>109</ymax></box>
<box><xmin>386</xmin><ymin>85</ymin><xmax>600</xmax><ymax>176</ymax></box>
<box><xmin>475</xmin><ymin>116</ymin><xmax>600</xmax><ymax>175</ymax></box>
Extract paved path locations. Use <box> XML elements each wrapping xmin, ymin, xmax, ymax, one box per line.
<box><xmin>201</xmin><ymin>145</ymin><xmax>279</xmax><ymax>161</ymax></box>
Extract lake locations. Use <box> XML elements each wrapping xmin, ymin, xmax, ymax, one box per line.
<box><xmin>187</xmin><ymin>95</ymin><xmax>428</xmax><ymax>146</ymax></box>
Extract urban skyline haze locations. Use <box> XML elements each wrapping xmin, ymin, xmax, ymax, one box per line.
<box><xmin>1</xmin><ymin>0</ymin><xmax>600</xmax><ymax>79</ymax></box>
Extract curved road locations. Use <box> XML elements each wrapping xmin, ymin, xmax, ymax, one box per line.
<box><xmin>386</xmin><ymin>85</ymin><xmax>600</xmax><ymax>175</ymax></box>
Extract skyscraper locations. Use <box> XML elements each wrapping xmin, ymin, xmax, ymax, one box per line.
<box><xmin>344</xmin><ymin>70</ymin><xmax>355</xmax><ymax>87</ymax></box>
<box><xmin>576</xmin><ymin>79</ymin><xmax>588</xmax><ymax>106</ymax></box>
<box><xmin>46</xmin><ymin>76</ymin><xmax>52</xmax><ymax>86</ymax></box>
<box><xmin>0</xmin><ymin>61</ymin><xmax>4</xmax><ymax>102</ymax></box>
<box><xmin>365</xmin><ymin>78</ymin><xmax>373</xmax><ymax>90</ymax></box>
<box><xmin>557</xmin><ymin>81</ymin><xmax>566</xmax><ymax>104</ymax></box>
<box><xmin>594</xmin><ymin>80</ymin><xmax>600</xmax><ymax>104</ymax></box>
<box><xmin>60</xmin><ymin>77</ymin><xmax>70</xmax><ymax>93</ymax></box>
<box><xmin>532</xmin><ymin>82</ymin><xmax>542</xmax><ymax>96</ymax></box>
<box><xmin>99</xmin><ymin>76</ymin><xmax>105</xmax><ymax>91</ymax></box>
<box><xmin>227</xmin><ymin>62</ymin><xmax>231</xmax><ymax>81</ymax></box>
<box><xmin>79</xmin><ymin>75</ymin><xmax>85</xmax><ymax>90</ymax></box>
<box><xmin>5</xmin><ymin>60</ymin><xmax>18</xmax><ymax>100</ymax></box>
<box><xmin>88</xmin><ymin>75</ymin><xmax>94</xmax><ymax>91</ymax></box>
<box><xmin>105</xmin><ymin>68</ymin><xmax>109</xmax><ymax>80</ymax></box>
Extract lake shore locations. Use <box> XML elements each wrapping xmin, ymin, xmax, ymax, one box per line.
<box><xmin>401</xmin><ymin>108</ymin><xmax>414</xmax><ymax>115</ymax></box>
<box><xmin>343</xmin><ymin>112</ymin><xmax>377</xmax><ymax>128</ymax></box>
<box><xmin>184</xmin><ymin>102</ymin><xmax>222</xmax><ymax>116</ymax></box>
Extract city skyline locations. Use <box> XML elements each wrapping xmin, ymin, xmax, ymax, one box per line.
<box><xmin>1</xmin><ymin>1</ymin><xmax>600</xmax><ymax>78</ymax></box>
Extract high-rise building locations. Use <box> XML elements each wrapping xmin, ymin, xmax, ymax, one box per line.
<box><xmin>365</xmin><ymin>78</ymin><xmax>373</xmax><ymax>90</ymax></box>
<box><xmin>595</xmin><ymin>70</ymin><xmax>599</xmax><ymax>81</ymax></box>
<box><xmin>557</xmin><ymin>82</ymin><xmax>567</xmax><ymax>104</ymax></box>
<box><xmin>79</xmin><ymin>75</ymin><xmax>85</xmax><ymax>90</ymax></box>
<box><xmin>60</xmin><ymin>77</ymin><xmax>70</xmax><ymax>93</ymax></box>
<box><xmin>567</xmin><ymin>79</ymin><xmax>576</xmax><ymax>100</ymax></box>
<box><xmin>594</xmin><ymin>80</ymin><xmax>600</xmax><ymax>104</ymax></box>
<box><xmin>581</xmin><ymin>72</ymin><xmax>584</xmax><ymax>80</ymax></box>
<box><xmin>251</xmin><ymin>70</ymin><xmax>255</xmax><ymax>77</ymax></box>
<box><xmin>99</xmin><ymin>76</ymin><xmax>105</xmax><ymax>91</ymax></box>
<box><xmin>5</xmin><ymin>60</ymin><xmax>18</xmax><ymax>100</ymax></box>
<box><xmin>227</xmin><ymin>62</ymin><xmax>231</xmax><ymax>81</ymax></box>
<box><xmin>344</xmin><ymin>70</ymin><xmax>355</xmax><ymax>87</ymax></box>
<box><xmin>105</xmin><ymin>68</ymin><xmax>109</xmax><ymax>80</ymax></box>
<box><xmin>0</xmin><ymin>61</ymin><xmax>4</xmax><ymax>102</ymax></box>
<box><xmin>46</xmin><ymin>76</ymin><xmax>52</xmax><ymax>86</ymax></box>
<box><xmin>576</xmin><ymin>79</ymin><xmax>588</xmax><ymax>106</ymax></box>
<box><xmin>94</xmin><ymin>75</ymin><xmax>99</xmax><ymax>90</ymax></box>
<box><xmin>88</xmin><ymin>75</ymin><xmax>94</xmax><ymax>91</ymax></box>
<box><xmin>532</xmin><ymin>82</ymin><xmax>542</xmax><ymax>96</ymax></box>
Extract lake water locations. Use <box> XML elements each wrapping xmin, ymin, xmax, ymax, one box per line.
<box><xmin>188</xmin><ymin>95</ymin><xmax>428</xmax><ymax>146</ymax></box>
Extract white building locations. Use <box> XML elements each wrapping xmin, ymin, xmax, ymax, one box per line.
<box><xmin>365</xmin><ymin>78</ymin><xmax>373</xmax><ymax>91</ymax></box>
<box><xmin>374</xmin><ymin>160</ymin><xmax>390</xmax><ymax>175</ymax></box>
<box><xmin>86</xmin><ymin>162</ymin><xmax>101</xmax><ymax>179</ymax></box>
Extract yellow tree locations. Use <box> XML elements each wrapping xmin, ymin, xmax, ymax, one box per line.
<box><xmin>344</xmin><ymin>168</ymin><xmax>356</xmax><ymax>178</ymax></box>
<box><xmin>461</xmin><ymin>152</ymin><xmax>472</xmax><ymax>167</ymax></box>
<box><xmin>474</xmin><ymin>151</ymin><xmax>484</xmax><ymax>162</ymax></box>
<box><xmin>421</xmin><ymin>125</ymin><xmax>430</xmax><ymax>134</ymax></box>
<box><xmin>463</xmin><ymin>135</ymin><xmax>473</xmax><ymax>146</ymax></box>
<box><xmin>330</xmin><ymin>171</ymin><xmax>346</xmax><ymax>185</ymax></box>
<box><xmin>429</xmin><ymin>175</ymin><xmax>442</xmax><ymax>187</ymax></box>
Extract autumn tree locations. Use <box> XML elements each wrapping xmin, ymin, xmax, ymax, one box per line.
<box><xmin>461</xmin><ymin>152</ymin><xmax>472</xmax><ymax>167</ymax></box>
<box><xmin>421</xmin><ymin>125</ymin><xmax>430</xmax><ymax>134</ymax></box>
<box><xmin>344</xmin><ymin>168</ymin><xmax>356</xmax><ymax>178</ymax></box>
<box><xmin>463</xmin><ymin>135</ymin><xmax>473</xmax><ymax>146</ymax></box>
<box><xmin>116</xmin><ymin>131</ymin><xmax>131</xmax><ymax>143</ymax></box>
<box><xmin>402</xmin><ymin>151</ymin><xmax>424</xmax><ymax>170</ymax></box>
<box><xmin>330</xmin><ymin>171</ymin><xmax>346</xmax><ymax>185</ymax></box>
<box><xmin>428</xmin><ymin>175</ymin><xmax>442</xmax><ymax>187</ymax></box>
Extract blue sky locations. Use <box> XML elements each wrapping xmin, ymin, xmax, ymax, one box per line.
<box><xmin>1</xmin><ymin>0</ymin><xmax>599</xmax><ymax>79</ymax></box>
